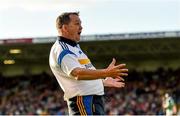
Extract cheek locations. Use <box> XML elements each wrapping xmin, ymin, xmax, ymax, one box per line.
<box><xmin>67</xmin><ymin>26</ymin><xmax>78</xmax><ymax>34</ymax></box>
<box><xmin>71</xmin><ymin>28</ymin><xmax>78</xmax><ymax>34</ymax></box>
<box><xmin>67</xmin><ymin>29</ymin><xmax>77</xmax><ymax>36</ymax></box>
<box><xmin>66</xmin><ymin>28</ymin><xmax>74</xmax><ymax>34</ymax></box>
<box><xmin>68</xmin><ymin>26</ymin><xmax>75</xmax><ymax>32</ymax></box>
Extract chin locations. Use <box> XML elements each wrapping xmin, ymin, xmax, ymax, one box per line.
<box><xmin>75</xmin><ymin>37</ymin><xmax>80</xmax><ymax>42</ymax></box>
<box><xmin>76</xmin><ymin>38</ymin><xmax>80</xmax><ymax>42</ymax></box>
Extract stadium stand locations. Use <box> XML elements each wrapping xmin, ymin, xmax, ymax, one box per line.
<box><xmin>0</xmin><ymin>67</ymin><xmax>179</xmax><ymax>115</ymax></box>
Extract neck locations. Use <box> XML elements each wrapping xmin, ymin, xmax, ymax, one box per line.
<box><xmin>60</xmin><ymin>33</ymin><xmax>77</xmax><ymax>42</ymax></box>
<box><xmin>58</xmin><ymin>36</ymin><xmax>77</xmax><ymax>47</ymax></box>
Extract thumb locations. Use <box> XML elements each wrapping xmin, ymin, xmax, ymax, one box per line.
<box><xmin>109</xmin><ymin>58</ymin><xmax>116</xmax><ymax>66</ymax></box>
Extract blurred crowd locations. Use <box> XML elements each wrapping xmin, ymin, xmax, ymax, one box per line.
<box><xmin>0</xmin><ymin>67</ymin><xmax>179</xmax><ymax>115</ymax></box>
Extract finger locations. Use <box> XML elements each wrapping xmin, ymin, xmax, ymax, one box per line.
<box><xmin>120</xmin><ymin>69</ymin><xmax>128</xmax><ymax>73</ymax></box>
<box><xmin>121</xmin><ymin>82</ymin><xmax>125</xmax><ymax>87</ymax></box>
<box><xmin>114</xmin><ymin>82</ymin><xmax>125</xmax><ymax>88</ymax></box>
<box><xmin>118</xmin><ymin>73</ymin><xmax>128</xmax><ymax>77</ymax></box>
<box><xmin>115</xmin><ymin>69</ymin><xmax>128</xmax><ymax>73</ymax></box>
<box><xmin>120</xmin><ymin>82</ymin><xmax>125</xmax><ymax>87</ymax></box>
<box><xmin>114</xmin><ymin>78</ymin><xmax>121</xmax><ymax>82</ymax></box>
<box><xmin>109</xmin><ymin>58</ymin><xmax>116</xmax><ymax>66</ymax></box>
<box><xmin>112</xmin><ymin>58</ymin><xmax>116</xmax><ymax>63</ymax></box>
<box><xmin>114</xmin><ymin>64</ymin><xmax>126</xmax><ymax>69</ymax></box>
<box><xmin>115</xmin><ymin>76</ymin><xmax>124</xmax><ymax>81</ymax></box>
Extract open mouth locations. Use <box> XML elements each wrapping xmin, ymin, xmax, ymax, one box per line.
<box><xmin>78</xmin><ymin>32</ymin><xmax>81</xmax><ymax>35</ymax></box>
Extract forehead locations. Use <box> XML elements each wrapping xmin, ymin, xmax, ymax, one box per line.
<box><xmin>69</xmin><ymin>14</ymin><xmax>81</xmax><ymax>22</ymax></box>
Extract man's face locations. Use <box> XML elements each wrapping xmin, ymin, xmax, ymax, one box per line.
<box><xmin>65</xmin><ymin>14</ymin><xmax>82</xmax><ymax>42</ymax></box>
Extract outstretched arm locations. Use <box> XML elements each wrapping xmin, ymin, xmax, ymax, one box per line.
<box><xmin>71</xmin><ymin>58</ymin><xmax>128</xmax><ymax>80</ymax></box>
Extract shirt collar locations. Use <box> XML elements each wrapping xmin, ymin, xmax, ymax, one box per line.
<box><xmin>58</xmin><ymin>36</ymin><xmax>77</xmax><ymax>47</ymax></box>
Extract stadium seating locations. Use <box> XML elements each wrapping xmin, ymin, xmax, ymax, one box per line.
<box><xmin>0</xmin><ymin>67</ymin><xmax>179</xmax><ymax>115</ymax></box>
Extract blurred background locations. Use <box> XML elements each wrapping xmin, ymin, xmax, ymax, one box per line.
<box><xmin>0</xmin><ymin>0</ymin><xmax>179</xmax><ymax>115</ymax></box>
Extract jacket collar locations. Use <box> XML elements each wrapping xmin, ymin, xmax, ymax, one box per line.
<box><xmin>58</xmin><ymin>36</ymin><xmax>77</xmax><ymax>47</ymax></box>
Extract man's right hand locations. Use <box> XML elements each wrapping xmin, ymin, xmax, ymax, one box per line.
<box><xmin>71</xmin><ymin>58</ymin><xmax>128</xmax><ymax>80</ymax></box>
<box><xmin>105</xmin><ymin>58</ymin><xmax>128</xmax><ymax>78</ymax></box>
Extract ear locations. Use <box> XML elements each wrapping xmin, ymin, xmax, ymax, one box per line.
<box><xmin>62</xmin><ymin>24</ymin><xmax>68</xmax><ymax>33</ymax></box>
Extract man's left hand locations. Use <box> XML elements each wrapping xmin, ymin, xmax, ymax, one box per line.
<box><xmin>103</xmin><ymin>77</ymin><xmax>125</xmax><ymax>88</ymax></box>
